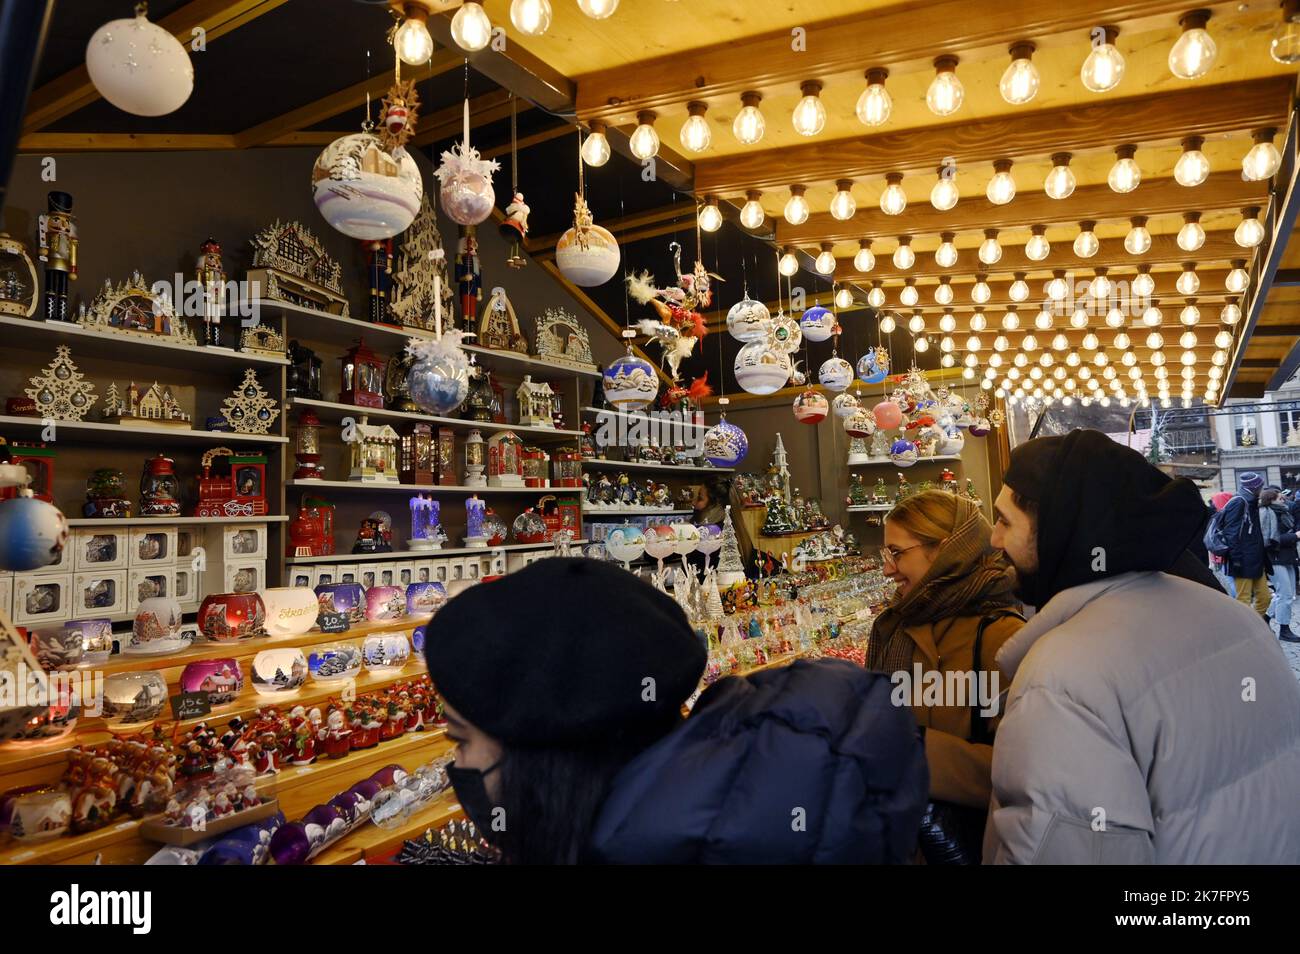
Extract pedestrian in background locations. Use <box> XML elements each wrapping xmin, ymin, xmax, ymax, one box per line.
<box><xmin>1220</xmin><ymin>472</ymin><xmax>1270</xmax><ymax>619</ymax></box>
<box><xmin>1260</xmin><ymin>485</ymin><xmax>1300</xmax><ymax>643</ymax></box>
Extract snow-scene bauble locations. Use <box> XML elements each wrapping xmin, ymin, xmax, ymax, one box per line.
<box><xmin>604</xmin><ymin>525</ymin><xmax>646</xmax><ymax>564</ymax></box>
<box><xmin>873</xmin><ymin>400</ymin><xmax>903</xmax><ymax>429</ymax></box>
<box><xmin>832</xmin><ymin>392</ymin><xmax>861</xmax><ymax>419</ymax></box>
<box><xmin>438</xmin><ymin>161</ymin><xmax>495</xmax><ymax>226</ymax></box>
<box><xmin>939</xmin><ymin>427</ymin><xmax>965</xmax><ymax>456</ymax></box>
<box><xmin>800</xmin><ymin>305</ymin><xmax>836</xmax><ymax>343</ymax></box>
<box><xmin>771</xmin><ymin>313</ymin><xmax>803</xmax><ymax>353</ymax></box>
<box><xmin>556</xmin><ymin>223</ymin><xmax>621</xmax><ymax>286</ymax></box>
<box><xmin>0</xmin><ymin>494</ymin><xmax>68</xmax><ymax>572</ymax></box>
<box><xmin>671</xmin><ymin>522</ymin><xmax>700</xmax><ymax>556</ymax></box>
<box><xmin>735</xmin><ymin>341</ymin><xmax>792</xmax><ymax>396</ymax></box>
<box><xmin>406</xmin><ymin>332</ymin><xmax>471</xmax><ymax>415</ymax></box>
<box><xmin>917</xmin><ymin>423</ymin><xmax>947</xmax><ymax>448</ymax></box>
<box><xmin>969</xmin><ymin>417</ymin><xmax>992</xmax><ymax>437</ymax></box>
<box><xmin>603</xmin><ymin>353</ymin><xmax>658</xmax><ymax>411</ymax></box>
<box><xmin>890</xmin><ymin>438</ymin><xmax>919</xmax><ymax>467</ymax></box>
<box><xmin>726</xmin><ymin>298</ymin><xmax>772</xmax><ymax>342</ymax></box>
<box><xmin>793</xmin><ymin>389</ymin><xmax>829</xmax><ymax>425</ymax></box>
<box><xmin>844</xmin><ymin>408</ymin><xmax>876</xmax><ymax>438</ymax></box>
<box><xmin>857</xmin><ymin>349</ymin><xmax>890</xmax><ymax>384</ymax></box>
<box><xmin>643</xmin><ymin>524</ymin><xmax>677</xmax><ymax>561</ymax></box>
<box><xmin>703</xmin><ymin>418</ymin><xmax>748</xmax><ymax>467</ymax></box>
<box><xmin>818</xmin><ymin>356</ymin><xmax>854</xmax><ymax>393</ymax></box>
<box><xmin>312</xmin><ymin>134</ymin><xmax>423</xmax><ymax>240</ymax></box>
<box><xmin>86</xmin><ymin>9</ymin><xmax>193</xmax><ymax>117</ymax></box>
<box><xmin>696</xmin><ymin>524</ymin><xmax>723</xmax><ymax>556</ymax></box>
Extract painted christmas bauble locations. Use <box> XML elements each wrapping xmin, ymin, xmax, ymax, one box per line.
<box><xmin>890</xmin><ymin>438</ymin><xmax>919</xmax><ymax>467</ymax></box>
<box><xmin>313</xmin><ymin>135</ymin><xmax>423</xmax><ymax>240</ymax></box>
<box><xmin>726</xmin><ymin>298</ymin><xmax>771</xmax><ymax>342</ymax></box>
<box><xmin>0</xmin><ymin>495</ymin><xmax>68</xmax><ymax>573</ymax></box>
<box><xmin>800</xmin><ymin>305</ymin><xmax>836</xmax><ymax>343</ymax></box>
<box><xmin>844</xmin><ymin>408</ymin><xmax>876</xmax><ymax>438</ymax></box>
<box><xmin>818</xmin><ymin>356</ymin><xmax>854</xmax><ymax>393</ymax></box>
<box><xmin>873</xmin><ymin>400</ymin><xmax>904</xmax><ymax>429</ymax></box>
<box><xmin>439</xmin><ymin>166</ymin><xmax>495</xmax><ymax>226</ymax></box>
<box><xmin>734</xmin><ymin>341</ymin><xmax>792</xmax><ymax>395</ymax></box>
<box><xmin>603</xmin><ymin>353</ymin><xmax>658</xmax><ymax>411</ymax></box>
<box><xmin>940</xmin><ymin>427</ymin><xmax>965</xmax><ymax>456</ymax></box>
<box><xmin>857</xmin><ymin>350</ymin><xmax>889</xmax><ymax>384</ymax></box>
<box><xmin>408</xmin><ymin>351</ymin><xmax>470</xmax><ymax>415</ymax></box>
<box><xmin>671</xmin><ymin>522</ymin><xmax>700</xmax><ymax>556</ymax></box>
<box><xmin>604</xmin><ymin>525</ymin><xmax>646</xmax><ymax>564</ymax></box>
<box><xmin>555</xmin><ymin>223</ymin><xmax>621</xmax><ymax>286</ymax></box>
<box><xmin>832</xmin><ymin>392</ymin><xmax>861</xmax><ymax>419</ymax></box>
<box><xmin>793</xmin><ymin>389</ymin><xmax>829</xmax><ymax>424</ymax></box>
<box><xmin>703</xmin><ymin>419</ymin><xmax>748</xmax><ymax>468</ymax></box>
<box><xmin>85</xmin><ymin>9</ymin><xmax>193</xmax><ymax>117</ymax></box>
<box><xmin>771</xmin><ymin>313</ymin><xmax>803</xmax><ymax>353</ymax></box>
<box><xmin>643</xmin><ymin>525</ymin><xmax>677</xmax><ymax>561</ymax></box>
<box><xmin>696</xmin><ymin>524</ymin><xmax>723</xmax><ymax>556</ymax></box>
<box><xmin>969</xmin><ymin>417</ymin><xmax>992</xmax><ymax>437</ymax></box>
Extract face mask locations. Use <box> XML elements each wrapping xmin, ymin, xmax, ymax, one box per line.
<box><xmin>446</xmin><ymin>759</ymin><xmax>501</xmax><ymax>841</ymax></box>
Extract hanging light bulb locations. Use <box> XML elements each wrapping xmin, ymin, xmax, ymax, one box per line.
<box><xmin>1025</xmin><ymin>225</ymin><xmax>1051</xmax><ymax>262</ymax></box>
<box><xmin>510</xmin><ymin>0</ymin><xmax>552</xmax><ymax>35</ymax></box>
<box><xmin>580</xmin><ymin>120</ymin><xmax>611</xmax><ymax>167</ymax></box>
<box><xmin>1180</xmin><ymin>301</ymin><xmax>1201</xmax><ymax>326</ymax></box>
<box><xmin>1000</xmin><ymin>42</ymin><xmax>1040</xmax><ymax>104</ymax></box>
<box><xmin>1177</xmin><ymin>211</ymin><xmax>1205</xmax><ymax>252</ymax></box>
<box><xmin>1081</xmin><ymin>24</ymin><xmax>1125</xmax><ymax>92</ymax></box>
<box><xmin>1108</xmin><ymin>144</ymin><xmax>1141</xmax><ymax>193</ymax></box>
<box><xmin>1125</xmin><ymin>215</ymin><xmax>1152</xmax><ymax>255</ymax></box>
<box><xmin>1271</xmin><ymin>0</ymin><xmax>1300</xmax><ymax>63</ymax></box>
<box><xmin>698</xmin><ymin>196</ymin><xmax>723</xmax><ymax>233</ymax></box>
<box><xmin>577</xmin><ymin>0</ymin><xmax>619</xmax><ymax>18</ymax></box>
<box><xmin>900</xmin><ymin>280</ymin><xmax>920</xmax><ymax>308</ymax></box>
<box><xmin>1179</xmin><ymin>330</ymin><xmax>1198</xmax><ymax>349</ymax></box>
<box><xmin>1074</xmin><ymin>221</ymin><xmax>1099</xmax><ymax>258</ymax></box>
<box><xmin>1009</xmin><ymin>273</ymin><xmax>1030</xmax><ymax>302</ymax></box>
<box><xmin>931</xmin><ymin>163</ymin><xmax>959</xmax><ymax>211</ymax></box>
<box><xmin>1174</xmin><ymin>136</ymin><xmax>1210</xmax><ymax>186</ymax></box>
<box><xmin>935</xmin><ymin>279</ymin><xmax>954</xmax><ymax>306</ymax></box>
<box><xmin>914</xmin><ymin>335</ymin><xmax>930</xmax><ymax>353</ymax></box>
<box><xmin>783</xmin><ymin>184</ymin><xmax>810</xmax><ymax>226</ymax></box>
<box><xmin>1105</xmin><ymin>306</ymin><xmax>1125</xmax><ymax>328</ymax></box>
<box><xmin>733</xmin><ymin>91</ymin><xmax>766</xmax><ymax>146</ymax></box>
<box><xmin>979</xmin><ymin>229</ymin><xmax>1002</xmax><ymax>265</ymax></box>
<box><xmin>1226</xmin><ymin>260</ymin><xmax>1250</xmax><ymax>294</ymax></box>
<box><xmin>739</xmin><ymin>190</ymin><xmax>765</xmax><ymax>231</ymax></box>
<box><xmin>1053</xmin><ymin>333</ymin><xmax>1070</xmax><ymax>351</ymax></box>
<box><xmin>394</xmin><ymin>4</ymin><xmax>435</xmax><ymax>64</ymax></box>
<box><xmin>880</xmin><ymin>172</ymin><xmax>907</xmax><ymax>215</ymax></box>
<box><xmin>1047</xmin><ymin>270</ymin><xmax>1070</xmax><ymax>302</ymax></box>
<box><xmin>1133</xmin><ymin>267</ymin><xmax>1155</xmax><ymax>298</ymax></box>
<box><xmin>1044</xmin><ymin>153</ymin><xmax>1076</xmax><ymax>199</ymax></box>
<box><xmin>835</xmin><ymin>286</ymin><xmax>854</xmax><ymax>309</ymax></box>
<box><xmin>856</xmin><ymin>67</ymin><xmax>892</xmax><ymax>126</ymax></box>
<box><xmin>1021</xmin><ymin>333</ymin><xmax>1039</xmax><ymax>352</ymax></box>
<box><xmin>1221</xmin><ymin>302</ymin><xmax>1241</xmax><ymax>325</ymax></box>
<box><xmin>994</xmin><ymin>335</ymin><xmax>1010</xmax><ymax>352</ymax></box>
<box><xmin>815</xmin><ymin>243</ymin><xmax>837</xmax><ymax>275</ymax></box>
<box><xmin>878</xmin><ymin>310</ymin><xmax>896</xmax><ymax>333</ymax></box>
<box><xmin>1142</xmin><ymin>304</ymin><xmax>1163</xmax><ymax>327</ymax></box>
<box><xmin>450</xmin><ymin>0</ymin><xmax>493</xmax><ymax>52</ymax></box>
<box><xmin>1152</xmin><ymin>349</ymin><xmax>1167</xmax><ymax>365</ymax></box>
<box><xmin>893</xmin><ymin>236</ymin><xmax>915</xmax><ymax>270</ymax></box>
<box><xmin>1169</xmin><ymin>9</ymin><xmax>1217</xmax><ymax>79</ymax></box>
<box><xmin>970</xmin><ymin>309</ymin><xmax>988</xmax><ymax>332</ymax></box>
<box><xmin>926</xmin><ymin>55</ymin><xmax>964</xmax><ymax>116</ymax></box>
<box><xmin>989</xmin><ymin>353</ymin><xmax>1004</xmax><ymax>367</ymax></box>
<box><xmin>792</xmin><ymin>80</ymin><xmax>827</xmax><ymax>137</ymax></box>
<box><xmin>938</xmin><ymin>309</ymin><xmax>957</xmax><ymax>332</ymax></box>
<box><xmin>1072</xmin><ymin>306</ymin><xmax>1090</xmax><ymax>329</ymax></box>
<box><xmin>1040</xmin><ymin>353</ymin><xmax>1054</xmax><ymax>368</ymax></box>
<box><xmin>828</xmin><ymin>179</ymin><xmax>857</xmax><ymax>221</ymax></box>
<box><xmin>1243</xmin><ymin>127</ymin><xmax>1282</xmax><ymax>181</ymax></box>
<box><xmin>1114</xmin><ymin>331</ymin><xmax>1132</xmax><ymax>350</ymax></box>
<box><xmin>907</xmin><ymin>311</ymin><xmax>926</xmax><ymax>334</ymax></box>
<box><xmin>966</xmin><ymin>334</ymin><xmax>983</xmax><ymax>351</ymax></box>
<box><xmin>1177</xmin><ymin>265</ymin><xmax>1200</xmax><ymax>296</ymax></box>
<box><xmin>854</xmin><ymin>240</ymin><xmax>876</xmax><ymax>273</ymax></box>
<box><xmin>778</xmin><ymin>247</ymin><xmax>799</xmax><ymax>277</ymax></box>
<box><xmin>972</xmin><ymin>275</ymin><xmax>992</xmax><ymax>304</ymax></box>
<box><xmin>628</xmin><ymin>110</ymin><xmax>660</xmax><ymax>160</ymax></box>
<box><xmin>679</xmin><ymin>101</ymin><xmax>711</xmax><ymax>153</ymax></box>
<box><xmin>1147</xmin><ymin>331</ymin><xmax>1165</xmax><ymax>349</ymax></box>
<box><xmin>1003</xmin><ymin>310</ymin><xmax>1022</xmax><ymax>332</ymax></box>
<box><xmin>986</xmin><ymin>159</ymin><xmax>1016</xmax><ymax>205</ymax></box>
<box><xmin>1083</xmin><ymin>331</ymin><xmax>1100</xmax><ymax>350</ymax></box>
<box><xmin>1036</xmin><ymin>306</ymin><xmax>1054</xmax><ymax>331</ymax></box>
<box><xmin>1236</xmin><ymin>206</ymin><xmax>1265</xmax><ymax>248</ymax></box>
<box><xmin>868</xmin><ymin>283</ymin><xmax>887</xmax><ymax>308</ymax></box>
<box><xmin>933</xmin><ymin>232</ymin><xmax>958</xmax><ymax>269</ymax></box>
<box><xmin>1214</xmin><ymin>328</ymin><xmax>1233</xmax><ymax>349</ymax></box>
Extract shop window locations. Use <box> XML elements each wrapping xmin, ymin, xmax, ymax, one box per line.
<box><xmin>1280</xmin><ymin>404</ymin><xmax>1300</xmax><ymax>446</ymax></box>
<box><xmin>1283</xmin><ymin>468</ymin><xmax>1300</xmax><ymax>492</ymax></box>
<box><xmin>1235</xmin><ymin>413</ymin><xmax>1258</xmax><ymax>447</ymax></box>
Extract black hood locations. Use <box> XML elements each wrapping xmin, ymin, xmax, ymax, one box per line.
<box><xmin>1002</xmin><ymin>429</ymin><xmax>1207</xmax><ymax>609</ymax></box>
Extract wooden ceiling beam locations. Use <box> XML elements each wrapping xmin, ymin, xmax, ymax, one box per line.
<box><xmin>778</xmin><ymin>173</ymin><xmax>1267</xmax><ymax>246</ymax></box>
<box><xmin>574</xmin><ymin>0</ymin><xmax>1239</xmax><ymax>121</ymax></box>
<box><xmin>479</xmin><ymin>122</ymin><xmax>574</xmax><ymax>160</ymax></box>
<box><xmin>527</xmin><ymin>203</ymin><xmax>695</xmax><ymax>254</ymax></box>
<box><xmin>694</xmin><ymin>76</ymin><xmax>1291</xmax><ymax>196</ymax></box>
<box><xmin>16</xmin><ymin>132</ymin><xmax>238</xmax><ymax>152</ymax></box>
<box><xmin>23</xmin><ymin>0</ymin><xmax>292</xmax><ymax>134</ymax></box>
<box><xmin>409</xmin><ymin>89</ymin><xmax>530</xmax><ymax>147</ymax></box>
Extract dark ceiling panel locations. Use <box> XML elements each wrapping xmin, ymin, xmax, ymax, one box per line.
<box><xmin>36</xmin><ymin>0</ymin><xmax>193</xmax><ymax>88</ymax></box>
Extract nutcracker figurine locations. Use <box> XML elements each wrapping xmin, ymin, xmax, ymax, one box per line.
<box><xmin>455</xmin><ymin>226</ymin><xmax>480</xmax><ymax>328</ymax></box>
<box><xmin>37</xmin><ymin>191</ymin><xmax>77</xmax><ymax>322</ymax></box>
<box><xmin>197</xmin><ymin>237</ymin><xmax>226</xmax><ymax>347</ymax></box>
<box><xmin>363</xmin><ymin>238</ymin><xmax>393</xmax><ymax>325</ymax></box>
<box><xmin>498</xmin><ymin>191</ymin><xmax>529</xmax><ymax>269</ymax></box>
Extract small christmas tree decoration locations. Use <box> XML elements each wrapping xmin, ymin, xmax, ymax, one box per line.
<box><xmin>26</xmin><ymin>345</ymin><xmax>97</xmax><ymax>420</ymax></box>
<box><xmin>716</xmin><ymin>505</ymin><xmax>746</xmax><ymax>587</ymax></box>
<box><xmin>220</xmin><ymin>369</ymin><xmax>280</xmax><ymax>434</ymax></box>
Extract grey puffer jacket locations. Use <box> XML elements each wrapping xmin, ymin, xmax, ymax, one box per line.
<box><xmin>984</xmin><ymin>570</ymin><xmax>1300</xmax><ymax>864</ymax></box>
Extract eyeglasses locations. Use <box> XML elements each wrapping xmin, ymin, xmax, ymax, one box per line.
<box><xmin>879</xmin><ymin>543</ymin><xmax>925</xmax><ymax>568</ymax></box>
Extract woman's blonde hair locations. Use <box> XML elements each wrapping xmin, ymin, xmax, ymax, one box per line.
<box><xmin>885</xmin><ymin>490</ymin><xmax>962</xmax><ymax>547</ymax></box>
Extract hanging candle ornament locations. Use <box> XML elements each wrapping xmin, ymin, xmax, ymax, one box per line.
<box><xmin>832</xmin><ymin>391</ymin><xmax>861</xmax><ymax>419</ymax></box>
<box><xmin>844</xmin><ymin>407</ymin><xmax>876</xmax><ymax>437</ymax></box>
<box><xmin>734</xmin><ymin>340</ymin><xmax>792</xmax><ymax>395</ymax></box>
<box><xmin>857</xmin><ymin>346</ymin><xmax>890</xmax><ymax>384</ymax></box>
<box><xmin>405</xmin><ymin>330</ymin><xmax>471</xmax><ymax>415</ymax></box>
<box><xmin>703</xmin><ymin>416</ymin><xmax>749</xmax><ymax>467</ymax></box>
<box><xmin>873</xmin><ymin>399</ymin><xmax>904</xmax><ymax>429</ymax></box>
<box><xmin>434</xmin><ymin>99</ymin><xmax>501</xmax><ymax>226</ymax></box>
<box><xmin>890</xmin><ymin>438</ymin><xmax>919</xmax><ymax>466</ymax></box>
<box><xmin>556</xmin><ymin>193</ymin><xmax>620</xmax><ymax>286</ymax></box>
<box><xmin>85</xmin><ymin>5</ymin><xmax>194</xmax><ymax>117</ymax></box>
<box><xmin>818</xmin><ymin>355</ymin><xmax>854</xmax><ymax>392</ymax></box>
<box><xmin>603</xmin><ymin>347</ymin><xmax>658</xmax><ymax>411</ymax></box>
<box><xmin>793</xmin><ymin>389</ymin><xmax>829</xmax><ymax>424</ymax></box>
<box><xmin>799</xmin><ymin>303</ymin><xmax>835</xmax><ymax>342</ymax></box>
<box><xmin>726</xmin><ymin>296</ymin><xmax>772</xmax><ymax>342</ymax></box>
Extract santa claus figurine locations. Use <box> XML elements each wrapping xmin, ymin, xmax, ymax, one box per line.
<box><xmin>499</xmin><ymin>191</ymin><xmax>529</xmax><ymax>269</ymax></box>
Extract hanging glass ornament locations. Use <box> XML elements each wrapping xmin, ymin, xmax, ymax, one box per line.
<box><xmin>969</xmin><ymin>418</ymin><xmax>992</xmax><ymax>437</ymax></box>
<box><xmin>939</xmin><ymin>426</ymin><xmax>965</xmax><ymax>456</ymax></box>
<box><xmin>734</xmin><ymin>341</ymin><xmax>792</xmax><ymax>395</ymax></box>
<box><xmin>831</xmin><ymin>391</ymin><xmax>861</xmax><ymax>419</ymax></box>
<box><xmin>770</xmin><ymin>312</ymin><xmax>802</xmax><ymax>353</ymax></box>
<box><xmin>602</xmin><ymin>348</ymin><xmax>659</xmax><ymax>411</ymax></box>
<box><xmin>844</xmin><ymin>407</ymin><xmax>876</xmax><ymax>437</ymax></box>
<box><xmin>856</xmin><ymin>346</ymin><xmax>890</xmax><ymax>383</ymax></box>
<box><xmin>86</xmin><ymin>5</ymin><xmax>194</xmax><ymax>116</ymax></box>
<box><xmin>793</xmin><ymin>389</ymin><xmax>829</xmax><ymax>424</ymax></box>
<box><xmin>818</xmin><ymin>355</ymin><xmax>854</xmax><ymax>392</ymax></box>
<box><xmin>405</xmin><ymin>330</ymin><xmax>471</xmax><ymax>415</ymax></box>
<box><xmin>556</xmin><ymin>193</ymin><xmax>621</xmax><ymax>287</ymax></box>
<box><xmin>0</xmin><ymin>488</ymin><xmax>68</xmax><ymax>573</ymax></box>
<box><xmin>434</xmin><ymin>103</ymin><xmax>500</xmax><ymax>226</ymax></box>
<box><xmin>873</xmin><ymin>400</ymin><xmax>904</xmax><ymax>429</ymax></box>
<box><xmin>799</xmin><ymin>304</ymin><xmax>835</xmax><ymax>342</ymax></box>
<box><xmin>703</xmin><ymin>416</ymin><xmax>748</xmax><ymax>467</ymax></box>
<box><xmin>890</xmin><ymin>438</ymin><xmax>919</xmax><ymax>466</ymax></box>
<box><xmin>726</xmin><ymin>296</ymin><xmax>771</xmax><ymax>342</ymax></box>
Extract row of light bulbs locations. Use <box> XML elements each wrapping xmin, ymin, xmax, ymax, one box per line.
<box><xmin>875</xmin><ymin>296</ymin><xmax>1242</xmax><ymax>335</ymax></box>
<box><xmin>394</xmin><ymin>0</ymin><xmax>618</xmax><ymax>60</ymax></box>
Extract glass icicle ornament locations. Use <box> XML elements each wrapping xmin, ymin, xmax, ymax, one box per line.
<box><xmin>856</xmin><ymin>68</ymin><xmax>891</xmax><ymax>127</ymax></box>
<box><xmin>1081</xmin><ymin>25</ymin><xmax>1125</xmax><ymax>92</ymax></box>
<box><xmin>926</xmin><ymin>55</ymin><xmax>964</xmax><ymax>116</ymax></box>
<box><xmin>733</xmin><ymin>91</ymin><xmax>765</xmax><ymax>145</ymax></box>
<box><xmin>987</xmin><ymin>159</ymin><xmax>1015</xmax><ymax>205</ymax></box>
<box><xmin>1108</xmin><ymin>144</ymin><xmax>1141</xmax><ymax>193</ymax></box>
<box><xmin>1169</xmin><ymin>9</ymin><xmax>1216</xmax><ymax>80</ymax></box>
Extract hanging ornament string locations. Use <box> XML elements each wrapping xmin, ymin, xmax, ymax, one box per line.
<box><xmin>510</xmin><ymin>92</ymin><xmax>519</xmax><ymax>197</ymax></box>
<box><xmin>365</xmin><ymin>49</ymin><xmax>373</xmax><ymax>128</ymax></box>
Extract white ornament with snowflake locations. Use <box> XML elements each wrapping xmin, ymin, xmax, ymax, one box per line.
<box><xmin>25</xmin><ymin>345</ymin><xmax>97</xmax><ymax>421</ymax></box>
<box><xmin>220</xmin><ymin>368</ymin><xmax>280</xmax><ymax>434</ymax></box>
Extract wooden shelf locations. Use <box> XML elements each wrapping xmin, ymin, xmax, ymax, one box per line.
<box><xmin>849</xmin><ymin>455</ymin><xmax>963</xmax><ymax>466</ymax></box>
<box><xmin>311</xmin><ymin>788</ymin><xmax>462</xmax><ymax>865</ymax></box>
<box><xmin>289</xmin><ymin>397</ymin><xmax>584</xmax><ymax>443</ymax></box>
<box><xmin>0</xmin><ymin>314</ymin><xmax>289</xmax><ymax>373</ymax></box>
<box><xmin>846</xmin><ymin>504</ymin><xmax>894</xmax><ymax>512</ymax></box>
<box><xmin>0</xmin><ymin>415</ymin><xmax>287</xmax><ymax>446</ymax></box>
<box><xmin>580</xmin><ymin>458</ymin><xmax>734</xmax><ymax>474</ymax></box>
<box><xmin>287</xmin><ymin>540</ymin><xmax>588</xmax><ymax>564</ymax></box>
<box><xmin>581</xmin><ymin>406</ymin><xmax>710</xmax><ymax>431</ymax></box>
<box><xmin>67</xmin><ymin>515</ymin><xmax>289</xmax><ymax>527</ymax></box>
<box><xmin>286</xmin><ymin>479</ymin><xmax>576</xmax><ymax>495</ymax></box>
<box><xmin>582</xmin><ymin>507</ymin><xmax>693</xmax><ymax>516</ymax></box>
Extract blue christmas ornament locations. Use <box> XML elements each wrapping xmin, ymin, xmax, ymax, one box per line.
<box><xmin>0</xmin><ymin>493</ymin><xmax>69</xmax><ymax>572</ymax></box>
<box><xmin>703</xmin><ymin>417</ymin><xmax>748</xmax><ymax>468</ymax></box>
<box><xmin>603</xmin><ymin>351</ymin><xmax>658</xmax><ymax>411</ymax></box>
<box><xmin>799</xmin><ymin>304</ymin><xmax>835</xmax><ymax>343</ymax></box>
<box><xmin>406</xmin><ymin>331</ymin><xmax>470</xmax><ymax>416</ymax></box>
<box><xmin>857</xmin><ymin>347</ymin><xmax>890</xmax><ymax>384</ymax></box>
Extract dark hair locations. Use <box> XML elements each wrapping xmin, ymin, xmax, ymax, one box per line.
<box><xmin>1009</xmin><ymin>488</ymin><xmax>1039</xmax><ymax>522</ymax></box>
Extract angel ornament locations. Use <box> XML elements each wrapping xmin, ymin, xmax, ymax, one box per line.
<box><xmin>626</xmin><ymin>241</ymin><xmax>722</xmax><ymax>382</ymax></box>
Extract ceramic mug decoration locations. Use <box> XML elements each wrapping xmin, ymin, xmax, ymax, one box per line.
<box><xmin>259</xmin><ymin>587</ymin><xmax>320</xmax><ymax>637</ymax></box>
<box><xmin>179</xmin><ymin>658</ymin><xmax>243</xmax><ymax>706</ymax></box>
<box><xmin>307</xmin><ymin>643</ymin><xmax>363</xmax><ymax>683</ymax></box>
<box><xmin>314</xmin><ymin>582</ymin><xmax>366</xmax><ymax>624</ymax></box>
<box><xmin>198</xmin><ymin>592</ymin><xmax>266</xmax><ymax>642</ymax></box>
<box><xmin>250</xmin><ymin>648</ymin><xmax>308</xmax><ymax>695</ymax></box>
<box><xmin>364</xmin><ymin>585</ymin><xmax>405</xmax><ymax>622</ymax></box>
<box><xmin>9</xmin><ymin>790</ymin><xmax>72</xmax><ymax>843</ymax></box>
<box><xmin>102</xmin><ymin>670</ymin><xmax>169</xmax><ymax>726</ymax></box>
<box><xmin>405</xmin><ymin>581</ymin><xmax>448</xmax><ymax>616</ymax></box>
<box><xmin>362</xmin><ymin>633</ymin><xmax>410</xmax><ymax>673</ymax></box>
<box><xmin>127</xmin><ymin>596</ymin><xmax>189</xmax><ymax>655</ymax></box>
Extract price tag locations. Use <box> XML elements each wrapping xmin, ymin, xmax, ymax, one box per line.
<box><xmin>317</xmin><ymin>610</ymin><xmax>350</xmax><ymax>633</ymax></box>
<box><xmin>170</xmin><ymin>691</ymin><xmax>211</xmax><ymax>721</ymax></box>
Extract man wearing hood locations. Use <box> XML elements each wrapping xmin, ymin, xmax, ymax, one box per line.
<box><xmin>984</xmin><ymin>429</ymin><xmax>1300</xmax><ymax>863</ymax></box>
<box><xmin>1220</xmin><ymin>471</ymin><xmax>1271</xmax><ymax>619</ymax></box>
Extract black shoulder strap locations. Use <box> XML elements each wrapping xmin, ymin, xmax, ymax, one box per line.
<box><xmin>969</xmin><ymin>609</ymin><xmax>1024</xmax><ymax>745</ymax></box>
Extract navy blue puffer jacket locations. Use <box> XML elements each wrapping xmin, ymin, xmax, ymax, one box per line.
<box><xmin>585</xmin><ymin>659</ymin><xmax>928</xmax><ymax>864</ymax></box>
